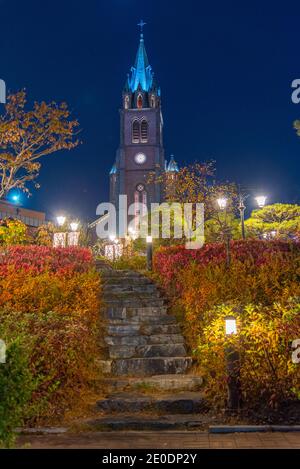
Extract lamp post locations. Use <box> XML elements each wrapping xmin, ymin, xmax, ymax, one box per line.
<box><xmin>109</xmin><ymin>234</ymin><xmax>117</xmax><ymax>261</ymax></box>
<box><xmin>70</xmin><ymin>222</ymin><xmax>79</xmax><ymax>232</ymax></box>
<box><xmin>238</xmin><ymin>195</ymin><xmax>246</xmax><ymax>240</ymax></box>
<box><xmin>225</xmin><ymin>316</ymin><xmax>241</xmax><ymax>413</ymax></box>
<box><xmin>217</xmin><ymin>198</ymin><xmax>231</xmax><ymax>268</ymax></box>
<box><xmin>146</xmin><ymin>235</ymin><xmax>153</xmax><ymax>271</ymax></box>
<box><xmin>56</xmin><ymin>215</ymin><xmax>66</xmax><ymax>227</ymax></box>
<box><xmin>255</xmin><ymin>195</ymin><xmax>267</xmax><ymax>209</ymax></box>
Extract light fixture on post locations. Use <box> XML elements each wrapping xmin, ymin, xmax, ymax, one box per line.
<box><xmin>54</xmin><ymin>215</ymin><xmax>67</xmax><ymax>247</ymax></box>
<box><xmin>224</xmin><ymin>315</ymin><xmax>241</xmax><ymax>413</ymax></box>
<box><xmin>238</xmin><ymin>195</ymin><xmax>246</xmax><ymax>240</ymax></box>
<box><xmin>217</xmin><ymin>197</ymin><xmax>227</xmax><ymax>211</ymax></box>
<box><xmin>70</xmin><ymin>222</ymin><xmax>79</xmax><ymax>232</ymax></box>
<box><xmin>255</xmin><ymin>195</ymin><xmax>267</xmax><ymax>208</ymax></box>
<box><xmin>56</xmin><ymin>215</ymin><xmax>66</xmax><ymax>227</ymax></box>
<box><xmin>225</xmin><ymin>316</ymin><xmax>237</xmax><ymax>336</ymax></box>
<box><xmin>146</xmin><ymin>235</ymin><xmax>153</xmax><ymax>271</ymax></box>
<box><xmin>217</xmin><ymin>197</ymin><xmax>231</xmax><ymax>268</ymax></box>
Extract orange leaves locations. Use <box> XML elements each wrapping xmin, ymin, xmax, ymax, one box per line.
<box><xmin>155</xmin><ymin>240</ymin><xmax>300</xmax><ymax>408</ymax></box>
<box><xmin>0</xmin><ymin>265</ymin><xmax>102</xmax><ymax>422</ymax></box>
<box><xmin>0</xmin><ymin>90</ymin><xmax>80</xmax><ymax>198</ymax></box>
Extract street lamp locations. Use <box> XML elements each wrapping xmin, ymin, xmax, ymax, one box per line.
<box><xmin>238</xmin><ymin>196</ymin><xmax>246</xmax><ymax>240</ymax></box>
<box><xmin>255</xmin><ymin>195</ymin><xmax>267</xmax><ymax>208</ymax></box>
<box><xmin>146</xmin><ymin>235</ymin><xmax>153</xmax><ymax>271</ymax></box>
<box><xmin>217</xmin><ymin>197</ymin><xmax>227</xmax><ymax>210</ymax></box>
<box><xmin>217</xmin><ymin>197</ymin><xmax>231</xmax><ymax>268</ymax></box>
<box><xmin>225</xmin><ymin>316</ymin><xmax>237</xmax><ymax>335</ymax></box>
<box><xmin>56</xmin><ymin>215</ymin><xmax>66</xmax><ymax>227</ymax></box>
<box><xmin>70</xmin><ymin>222</ymin><xmax>79</xmax><ymax>232</ymax></box>
<box><xmin>224</xmin><ymin>315</ymin><xmax>241</xmax><ymax>413</ymax></box>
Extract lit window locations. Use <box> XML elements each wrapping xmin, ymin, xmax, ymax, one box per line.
<box><xmin>141</xmin><ymin>119</ymin><xmax>148</xmax><ymax>143</ymax></box>
<box><xmin>137</xmin><ymin>94</ymin><xmax>143</xmax><ymax>109</ymax></box>
<box><xmin>132</xmin><ymin>119</ymin><xmax>140</xmax><ymax>143</ymax></box>
<box><xmin>124</xmin><ymin>95</ymin><xmax>129</xmax><ymax>109</ymax></box>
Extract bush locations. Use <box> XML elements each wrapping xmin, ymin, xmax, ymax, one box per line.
<box><xmin>0</xmin><ymin>245</ymin><xmax>93</xmax><ymax>275</ymax></box>
<box><xmin>0</xmin><ymin>269</ymin><xmax>100</xmax><ymax>315</ymax></box>
<box><xmin>110</xmin><ymin>255</ymin><xmax>146</xmax><ymax>271</ymax></box>
<box><xmin>0</xmin><ymin>336</ymin><xmax>36</xmax><ymax>447</ymax></box>
<box><xmin>0</xmin><ymin>219</ymin><xmax>28</xmax><ymax>246</ymax></box>
<box><xmin>0</xmin><ymin>305</ymin><xmax>101</xmax><ymax>423</ymax></box>
<box><xmin>154</xmin><ymin>239</ymin><xmax>300</xmax><ymax>407</ymax></box>
<box><xmin>197</xmin><ymin>302</ymin><xmax>300</xmax><ymax>409</ymax></box>
<box><xmin>0</xmin><ymin>245</ymin><xmax>102</xmax><ymax>427</ymax></box>
<box><xmin>154</xmin><ymin>240</ymin><xmax>300</xmax><ymax>293</ymax></box>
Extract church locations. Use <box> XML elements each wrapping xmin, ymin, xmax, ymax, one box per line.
<box><xmin>109</xmin><ymin>24</ymin><xmax>179</xmax><ymax>230</ymax></box>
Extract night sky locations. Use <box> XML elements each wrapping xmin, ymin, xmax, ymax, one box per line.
<box><xmin>1</xmin><ymin>0</ymin><xmax>300</xmax><ymax>221</ymax></box>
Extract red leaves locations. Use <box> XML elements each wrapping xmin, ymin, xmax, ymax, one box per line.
<box><xmin>154</xmin><ymin>239</ymin><xmax>300</xmax><ymax>290</ymax></box>
<box><xmin>0</xmin><ymin>245</ymin><xmax>93</xmax><ymax>276</ymax></box>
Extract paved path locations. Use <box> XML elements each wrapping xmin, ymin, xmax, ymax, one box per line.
<box><xmin>17</xmin><ymin>431</ymin><xmax>300</xmax><ymax>449</ymax></box>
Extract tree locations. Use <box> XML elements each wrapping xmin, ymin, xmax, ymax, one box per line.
<box><xmin>245</xmin><ymin>203</ymin><xmax>300</xmax><ymax>239</ymax></box>
<box><xmin>0</xmin><ymin>218</ymin><xmax>28</xmax><ymax>245</ymax></box>
<box><xmin>0</xmin><ymin>91</ymin><xmax>80</xmax><ymax>198</ymax></box>
<box><xmin>148</xmin><ymin>161</ymin><xmax>238</xmax><ymax>245</ymax></box>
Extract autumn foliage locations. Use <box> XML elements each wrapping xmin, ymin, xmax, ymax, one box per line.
<box><xmin>154</xmin><ymin>239</ymin><xmax>300</xmax><ymax>407</ymax></box>
<box><xmin>0</xmin><ymin>246</ymin><xmax>101</xmax><ymax>429</ymax></box>
<box><xmin>0</xmin><ymin>245</ymin><xmax>93</xmax><ymax>275</ymax></box>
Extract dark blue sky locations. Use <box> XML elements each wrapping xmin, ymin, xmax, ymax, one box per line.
<box><xmin>1</xmin><ymin>0</ymin><xmax>300</xmax><ymax>221</ymax></box>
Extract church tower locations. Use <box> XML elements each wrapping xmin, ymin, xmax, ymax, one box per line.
<box><xmin>110</xmin><ymin>23</ymin><xmax>165</xmax><ymax>229</ymax></box>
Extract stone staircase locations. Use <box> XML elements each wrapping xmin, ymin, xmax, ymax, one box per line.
<box><xmin>77</xmin><ymin>268</ymin><xmax>207</xmax><ymax>432</ymax></box>
<box><xmin>99</xmin><ymin>269</ymin><xmax>192</xmax><ymax>376</ymax></box>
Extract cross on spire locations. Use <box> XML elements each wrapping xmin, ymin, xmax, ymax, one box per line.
<box><xmin>137</xmin><ymin>20</ymin><xmax>146</xmax><ymax>35</ymax></box>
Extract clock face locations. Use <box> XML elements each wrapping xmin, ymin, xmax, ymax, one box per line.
<box><xmin>134</xmin><ymin>152</ymin><xmax>146</xmax><ymax>164</ymax></box>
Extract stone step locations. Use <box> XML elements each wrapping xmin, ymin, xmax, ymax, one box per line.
<box><xmin>141</xmin><ymin>324</ymin><xmax>181</xmax><ymax>335</ymax></box>
<box><xmin>103</xmin><ymin>306</ymin><xmax>168</xmax><ymax>320</ymax></box>
<box><xmin>81</xmin><ymin>414</ymin><xmax>206</xmax><ymax>431</ymax></box>
<box><xmin>100</xmin><ymin>374</ymin><xmax>203</xmax><ymax>392</ymax></box>
<box><xmin>103</xmin><ymin>285</ymin><xmax>158</xmax><ymax>294</ymax></box>
<box><xmin>103</xmin><ymin>291</ymin><xmax>161</xmax><ymax>300</ymax></box>
<box><xmin>103</xmin><ymin>277</ymin><xmax>152</xmax><ymax>285</ymax></box>
<box><xmin>107</xmin><ymin>323</ymin><xmax>181</xmax><ymax>337</ymax></box>
<box><xmin>108</xmin><ymin>343</ymin><xmax>187</xmax><ymax>359</ymax></box>
<box><xmin>96</xmin><ymin>392</ymin><xmax>205</xmax><ymax>414</ymax></box>
<box><xmin>149</xmin><ymin>334</ymin><xmax>185</xmax><ymax>344</ymax></box>
<box><xmin>107</xmin><ymin>324</ymin><xmax>141</xmax><ymax>336</ymax></box>
<box><xmin>108</xmin><ymin>316</ymin><xmax>177</xmax><ymax>326</ymax></box>
<box><xmin>111</xmin><ymin>357</ymin><xmax>193</xmax><ymax>376</ymax></box>
<box><xmin>105</xmin><ymin>335</ymin><xmax>148</xmax><ymax>346</ymax></box>
<box><xmin>104</xmin><ymin>299</ymin><xmax>165</xmax><ymax>308</ymax></box>
<box><xmin>104</xmin><ymin>334</ymin><xmax>185</xmax><ymax>347</ymax></box>
<box><xmin>136</xmin><ymin>344</ymin><xmax>187</xmax><ymax>358</ymax></box>
<box><xmin>101</xmin><ymin>270</ymin><xmax>145</xmax><ymax>279</ymax></box>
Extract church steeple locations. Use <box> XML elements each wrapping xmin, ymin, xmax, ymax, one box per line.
<box><xmin>129</xmin><ymin>32</ymin><xmax>153</xmax><ymax>93</ymax></box>
<box><xmin>110</xmin><ymin>21</ymin><xmax>165</xmax><ymax>227</ymax></box>
<box><xmin>122</xmin><ymin>21</ymin><xmax>160</xmax><ymax>110</ymax></box>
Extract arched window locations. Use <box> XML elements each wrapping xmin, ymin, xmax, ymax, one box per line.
<box><xmin>124</xmin><ymin>95</ymin><xmax>129</xmax><ymax>109</ymax></box>
<box><xmin>137</xmin><ymin>94</ymin><xmax>143</xmax><ymax>109</ymax></box>
<box><xmin>132</xmin><ymin>119</ymin><xmax>140</xmax><ymax>143</ymax></box>
<box><xmin>141</xmin><ymin>119</ymin><xmax>148</xmax><ymax>143</ymax></box>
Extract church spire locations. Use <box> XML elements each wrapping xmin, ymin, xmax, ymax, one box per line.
<box><xmin>126</xmin><ymin>21</ymin><xmax>154</xmax><ymax>93</ymax></box>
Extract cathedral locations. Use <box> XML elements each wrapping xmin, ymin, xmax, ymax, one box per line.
<box><xmin>109</xmin><ymin>25</ymin><xmax>179</xmax><ymax>228</ymax></box>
